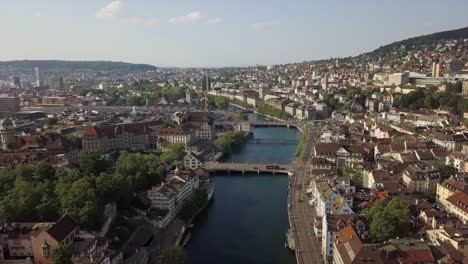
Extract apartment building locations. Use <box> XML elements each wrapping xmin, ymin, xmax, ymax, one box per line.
<box><xmin>445</xmin><ymin>192</ymin><xmax>468</xmax><ymax>224</ymax></box>
<box><xmin>313</xmin><ymin>143</ymin><xmax>365</xmax><ymax>168</ymax></box>
<box><xmin>0</xmin><ymin>96</ymin><xmax>20</xmax><ymax>113</ymax></box>
<box><xmin>401</xmin><ymin>163</ymin><xmax>441</xmax><ymax>192</ymax></box>
<box><xmin>159</xmin><ymin>125</ymin><xmax>192</xmax><ymax>147</ymax></box>
<box><xmin>184</xmin><ymin>152</ymin><xmax>205</xmax><ymax>170</ymax></box>
<box><xmin>82</xmin><ymin>122</ymin><xmax>154</xmax><ymax>153</ymax></box>
<box><xmin>146</xmin><ymin>169</ymin><xmax>200</xmax><ymax>228</ymax></box>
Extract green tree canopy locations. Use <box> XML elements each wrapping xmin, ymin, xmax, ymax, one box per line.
<box><xmin>180</xmin><ymin>188</ymin><xmax>208</xmax><ymax>221</ymax></box>
<box><xmin>79</xmin><ymin>151</ymin><xmax>111</xmax><ymax>177</ymax></box>
<box><xmin>257</xmin><ymin>103</ymin><xmax>291</xmax><ymax>120</ymax></box>
<box><xmin>214</xmin><ymin>131</ymin><xmax>247</xmax><ymax>153</ymax></box>
<box><xmin>115</xmin><ymin>151</ymin><xmax>164</xmax><ymax>191</ymax></box>
<box><xmin>0</xmin><ymin>167</ymin><xmax>59</xmax><ymax>222</ymax></box>
<box><xmin>214</xmin><ymin>96</ymin><xmax>229</xmax><ymax>110</ymax></box>
<box><xmin>365</xmin><ymin>198</ymin><xmax>413</xmax><ymax>242</ymax></box>
<box><xmin>161</xmin><ymin>86</ymin><xmax>186</xmax><ymax>102</ymax></box>
<box><xmin>51</xmin><ymin>246</ymin><xmax>72</xmax><ymax>264</ymax></box>
<box><xmin>158</xmin><ymin>246</ymin><xmax>188</xmax><ymax>264</ymax></box>
<box><xmin>394</xmin><ymin>87</ymin><xmax>467</xmax><ymax>115</ymax></box>
<box><xmin>434</xmin><ymin>161</ymin><xmax>457</xmax><ymax>178</ymax></box>
<box><xmin>160</xmin><ymin>144</ymin><xmax>186</xmax><ymax>164</ymax></box>
<box><xmin>234</xmin><ymin>112</ymin><xmax>248</xmax><ymax>121</ymax></box>
<box><xmin>56</xmin><ymin>177</ymin><xmax>103</xmax><ymax>229</ymax></box>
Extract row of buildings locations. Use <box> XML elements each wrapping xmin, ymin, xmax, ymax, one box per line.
<box><xmin>302</xmin><ymin>112</ymin><xmax>468</xmax><ymax>263</ymax></box>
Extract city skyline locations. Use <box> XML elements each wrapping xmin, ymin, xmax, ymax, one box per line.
<box><xmin>1</xmin><ymin>0</ymin><xmax>467</xmax><ymax>67</ymax></box>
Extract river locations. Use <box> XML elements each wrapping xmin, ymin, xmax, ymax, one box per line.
<box><xmin>185</xmin><ymin>112</ymin><xmax>299</xmax><ymax>264</ymax></box>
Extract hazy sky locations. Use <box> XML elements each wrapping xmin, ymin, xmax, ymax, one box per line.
<box><xmin>1</xmin><ymin>0</ymin><xmax>467</xmax><ymax>67</ymax></box>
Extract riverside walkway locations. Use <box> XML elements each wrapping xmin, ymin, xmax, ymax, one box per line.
<box><xmin>288</xmin><ymin>124</ymin><xmax>324</xmax><ymax>264</ymax></box>
<box><xmin>205</xmin><ymin>161</ymin><xmax>291</xmax><ymax>174</ymax></box>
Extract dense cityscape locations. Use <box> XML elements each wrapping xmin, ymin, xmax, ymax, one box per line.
<box><xmin>1</xmin><ymin>1</ymin><xmax>468</xmax><ymax>264</ymax></box>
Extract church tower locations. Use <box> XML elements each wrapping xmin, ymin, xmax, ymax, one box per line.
<box><xmin>186</xmin><ymin>89</ymin><xmax>192</xmax><ymax>104</ymax></box>
<box><xmin>0</xmin><ymin>118</ymin><xmax>15</xmax><ymax>150</ymax></box>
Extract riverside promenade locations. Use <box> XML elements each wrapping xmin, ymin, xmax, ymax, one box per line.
<box><xmin>288</xmin><ymin>125</ymin><xmax>324</xmax><ymax>264</ymax></box>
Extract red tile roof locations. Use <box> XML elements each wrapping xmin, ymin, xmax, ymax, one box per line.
<box><xmin>334</xmin><ymin>224</ymin><xmax>363</xmax><ymax>263</ymax></box>
<box><xmin>160</xmin><ymin>125</ymin><xmax>189</xmax><ymax>135</ymax></box>
<box><xmin>315</xmin><ymin>143</ymin><xmax>342</xmax><ymax>154</ymax></box>
<box><xmin>398</xmin><ymin>250</ymin><xmax>435</xmax><ymax>263</ymax></box>
<box><xmin>82</xmin><ymin>122</ymin><xmax>152</xmax><ymax>138</ymax></box>
<box><xmin>446</xmin><ymin>192</ymin><xmax>468</xmax><ymax>215</ymax></box>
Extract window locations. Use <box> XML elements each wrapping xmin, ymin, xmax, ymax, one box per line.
<box><xmin>42</xmin><ymin>243</ymin><xmax>50</xmax><ymax>257</ymax></box>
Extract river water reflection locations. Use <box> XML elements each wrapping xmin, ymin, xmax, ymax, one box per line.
<box><xmin>185</xmin><ymin>112</ymin><xmax>299</xmax><ymax>264</ymax></box>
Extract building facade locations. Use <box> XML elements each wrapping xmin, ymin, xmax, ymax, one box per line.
<box><xmin>0</xmin><ymin>96</ymin><xmax>21</xmax><ymax>113</ymax></box>
<box><xmin>82</xmin><ymin>122</ymin><xmax>154</xmax><ymax>153</ymax></box>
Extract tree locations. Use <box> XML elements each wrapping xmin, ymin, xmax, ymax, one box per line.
<box><xmin>214</xmin><ymin>131</ymin><xmax>247</xmax><ymax>153</ymax></box>
<box><xmin>423</xmin><ymin>186</ymin><xmax>437</xmax><ymax>203</ymax></box>
<box><xmin>365</xmin><ymin>198</ymin><xmax>413</xmax><ymax>242</ymax></box>
<box><xmin>0</xmin><ymin>177</ymin><xmax>40</xmax><ymax>221</ymax></box>
<box><xmin>214</xmin><ymin>96</ymin><xmax>229</xmax><ymax>110</ymax></box>
<box><xmin>0</xmin><ymin>168</ymin><xmax>16</xmax><ymax>195</ymax></box>
<box><xmin>116</xmin><ymin>152</ymin><xmax>151</xmax><ymax>190</ymax></box>
<box><xmin>34</xmin><ymin>162</ymin><xmax>56</xmax><ymax>182</ymax></box>
<box><xmin>424</xmin><ymin>95</ymin><xmax>436</xmax><ymax>109</ymax></box>
<box><xmin>342</xmin><ymin>166</ymin><xmax>363</xmax><ymax>186</ymax></box>
<box><xmin>257</xmin><ymin>103</ymin><xmax>291</xmax><ymax>120</ymax></box>
<box><xmin>180</xmin><ymin>189</ymin><xmax>208</xmax><ymax>221</ymax></box>
<box><xmin>13</xmin><ymin>165</ymin><xmax>35</xmax><ymax>181</ymax></box>
<box><xmin>56</xmin><ymin>178</ymin><xmax>103</xmax><ymax>229</ymax></box>
<box><xmin>115</xmin><ymin>152</ymin><xmax>164</xmax><ymax>192</ymax></box>
<box><xmin>51</xmin><ymin>246</ymin><xmax>72</xmax><ymax>264</ymax></box>
<box><xmin>434</xmin><ymin>161</ymin><xmax>457</xmax><ymax>178</ymax></box>
<box><xmin>161</xmin><ymin>86</ymin><xmax>186</xmax><ymax>102</ymax></box>
<box><xmin>158</xmin><ymin>246</ymin><xmax>188</xmax><ymax>264</ymax></box>
<box><xmin>126</xmin><ymin>96</ymin><xmax>145</xmax><ymax>106</ymax></box>
<box><xmin>79</xmin><ymin>152</ymin><xmax>110</xmax><ymax>177</ymax></box>
<box><xmin>160</xmin><ymin>144</ymin><xmax>186</xmax><ymax>164</ymax></box>
<box><xmin>295</xmin><ymin>132</ymin><xmax>308</xmax><ymax>157</ymax></box>
<box><xmin>234</xmin><ymin>112</ymin><xmax>248</xmax><ymax>121</ymax></box>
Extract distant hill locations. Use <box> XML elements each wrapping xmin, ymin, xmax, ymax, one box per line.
<box><xmin>0</xmin><ymin>60</ymin><xmax>157</xmax><ymax>76</ymax></box>
<box><xmin>361</xmin><ymin>26</ymin><xmax>468</xmax><ymax>58</ymax></box>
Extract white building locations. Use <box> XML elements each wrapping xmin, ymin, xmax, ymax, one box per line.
<box><xmin>159</xmin><ymin>125</ymin><xmax>192</xmax><ymax>146</ymax></box>
<box><xmin>312</xmin><ymin>180</ymin><xmax>338</xmax><ymax>217</ymax></box>
<box><xmin>385</xmin><ymin>73</ymin><xmax>409</xmax><ymax>86</ymax></box>
<box><xmin>184</xmin><ymin>152</ymin><xmax>205</xmax><ymax>170</ymax></box>
<box><xmin>321</xmin><ymin>214</ymin><xmax>352</xmax><ymax>261</ymax></box>
<box><xmin>146</xmin><ymin>169</ymin><xmax>200</xmax><ymax>228</ymax></box>
<box><xmin>446</xmin><ymin>152</ymin><xmax>467</xmax><ymax>172</ymax></box>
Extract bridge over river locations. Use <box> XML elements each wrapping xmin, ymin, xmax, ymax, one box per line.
<box><xmin>245</xmin><ymin>138</ymin><xmax>300</xmax><ymax>144</ymax></box>
<box><xmin>205</xmin><ymin>161</ymin><xmax>292</xmax><ymax>175</ymax></box>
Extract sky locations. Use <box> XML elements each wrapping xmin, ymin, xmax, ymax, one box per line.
<box><xmin>0</xmin><ymin>0</ymin><xmax>467</xmax><ymax>67</ymax></box>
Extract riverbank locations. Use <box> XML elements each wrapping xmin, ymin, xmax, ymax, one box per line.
<box><xmin>178</xmin><ymin>184</ymin><xmax>214</xmax><ymax>247</ymax></box>
<box><xmin>229</xmin><ymin>102</ymin><xmax>287</xmax><ymax>122</ymax></box>
<box><xmin>295</xmin><ymin>131</ymin><xmax>308</xmax><ymax>157</ymax></box>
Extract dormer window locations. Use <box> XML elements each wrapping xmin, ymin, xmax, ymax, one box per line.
<box><xmin>42</xmin><ymin>242</ymin><xmax>50</xmax><ymax>257</ymax></box>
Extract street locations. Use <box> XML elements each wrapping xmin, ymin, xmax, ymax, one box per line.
<box><xmin>288</xmin><ymin>124</ymin><xmax>323</xmax><ymax>264</ymax></box>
